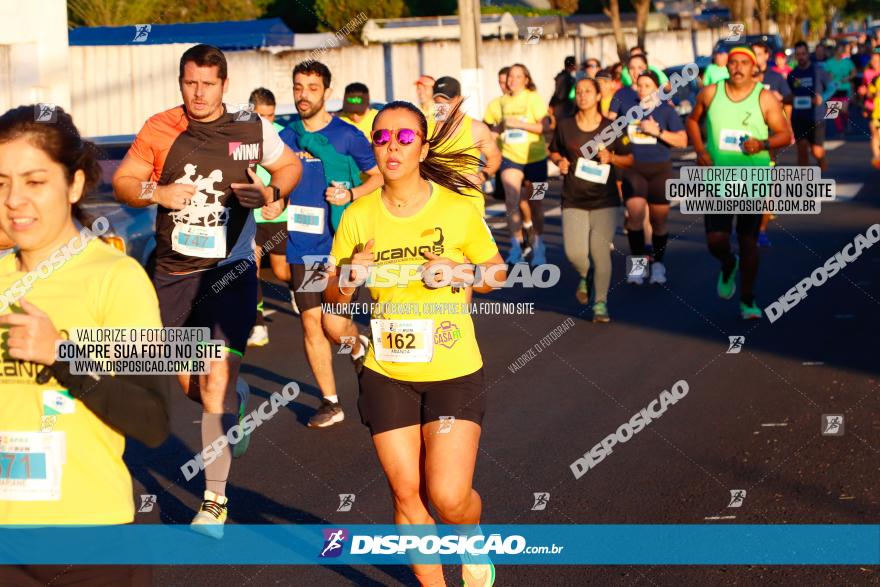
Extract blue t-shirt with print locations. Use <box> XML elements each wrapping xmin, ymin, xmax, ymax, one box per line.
<box><xmin>279</xmin><ymin>116</ymin><xmax>376</xmax><ymax>264</ymax></box>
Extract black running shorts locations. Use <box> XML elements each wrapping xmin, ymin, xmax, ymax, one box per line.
<box><xmin>153</xmin><ymin>262</ymin><xmax>257</xmax><ymax>357</ymax></box>
<box><xmin>357</xmin><ymin>367</ymin><xmax>486</xmax><ymax>435</ymax></box>
<box><xmin>791</xmin><ymin>117</ymin><xmax>825</xmax><ymax>146</ymax></box>
<box><xmin>704</xmin><ymin>213</ymin><xmax>763</xmax><ymax>237</ymax></box>
<box><xmin>254</xmin><ymin>221</ymin><xmax>288</xmax><ymax>256</ymax></box>
<box><xmin>622</xmin><ymin>161</ymin><xmax>673</xmax><ymax>205</ymax></box>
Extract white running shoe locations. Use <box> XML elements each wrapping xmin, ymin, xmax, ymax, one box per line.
<box><xmin>246</xmin><ymin>324</ymin><xmax>269</xmax><ymax>347</ymax></box>
<box><xmin>191</xmin><ymin>490</ymin><xmax>228</xmax><ymax>539</ymax></box>
<box><xmin>649</xmin><ymin>262</ymin><xmax>667</xmax><ymax>285</ymax></box>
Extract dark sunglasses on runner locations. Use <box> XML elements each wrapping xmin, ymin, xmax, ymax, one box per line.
<box><xmin>371</xmin><ymin>128</ymin><xmax>422</xmax><ymax>146</ymax></box>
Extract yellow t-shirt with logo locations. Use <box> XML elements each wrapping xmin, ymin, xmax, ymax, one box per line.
<box><xmin>482</xmin><ymin>90</ymin><xmax>548</xmax><ymax>164</ymax></box>
<box><xmin>330</xmin><ymin>183</ymin><xmax>498</xmax><ymax>382</ymax></box>
<box><xmin>339</xmin><ymin>108</ymin><xmax>379</xmax><ymax>140</ymax></box>
<box><xmin>0</xmin><ymin>238</ymin><xmax>161</xmax><ymax>524</ymax></box>
<box><xmin>427</xmin><ymin>113</ymin><xmax>486</xmax><ymax>218</ymax></box>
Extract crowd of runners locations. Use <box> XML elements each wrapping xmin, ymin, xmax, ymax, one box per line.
<box><xmin>1</xmin><ymin>27</ymin><xmax>879</xmax><ymax>586</ymax></box>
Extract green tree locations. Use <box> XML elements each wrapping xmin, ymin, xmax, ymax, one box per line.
<box><xmin>68</xmin><ymin>0</ymin><xmax>165</xmax><ymax>27</ymax></box>
<box><xmin>314</xmin><ymin>0</ymin><xmax>405</xmax><ymax>33</ymax></box>
<box><xmin>407</xmin><ymin>0</ymin><xmax>458</xmax><ymax>16</ymax></box>
<box><xmin>266</xmin><ymin>0</ymin><xmax>319</xmax><ymax>33</ymax></box>
<box><xmin>69</xmin><ymin>0</ymin><xmax>271</xmax><ymax>27</ymax></box>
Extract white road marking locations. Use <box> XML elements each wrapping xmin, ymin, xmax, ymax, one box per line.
<box><xmin>826</xmin><ymin>183</ymin><xmax>862</xmax><ymax>202</ymax></box>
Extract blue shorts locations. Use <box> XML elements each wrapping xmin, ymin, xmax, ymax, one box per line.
<box><xmin>499</xmin><ymin>158</ymin><xmax>548</xmax><ymax>183</ymax></box>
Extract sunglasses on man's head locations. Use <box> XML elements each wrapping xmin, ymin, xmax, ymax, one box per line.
<box><xmin>371</xmin><ymin>128</ymin><xmax>422</xmax><ymax>146</ymax></box>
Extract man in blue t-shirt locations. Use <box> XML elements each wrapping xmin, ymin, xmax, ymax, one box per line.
<box><xmin>786</xmin><ymin>41</ymin><xmax>833</xmax><ymax>171</ymax></box>
<box><xmin>281</xmin><ymin>61</ymin><xmax>382</xmax><ymax>428</ymax></box>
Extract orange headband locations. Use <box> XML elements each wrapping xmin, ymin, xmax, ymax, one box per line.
<box><xmin>728</xmin><ymin>47</ymin><xmax>757</xmax><ymax>64</ymax></box>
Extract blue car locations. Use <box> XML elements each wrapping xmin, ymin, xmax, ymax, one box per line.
<box><xmin>81</xmin><ymin>135</ymin><xmax>157</xmax><ymax>272</ymax></box>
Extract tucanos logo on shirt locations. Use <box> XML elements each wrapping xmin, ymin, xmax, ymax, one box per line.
<box><xmin>228</xmin><ymin>142</ymin><xmax>260</xmax><ymax>161</ymax></box>
<box><xmin>421</xmin><ymin>227</ymin><xmax>445</xmax><ymax>255</ymax></box>
<box><xmin>434</xmin><ymin>320</ymin><xmax>462</xmax><ymax>349</ymax></box>
<box><xmin>375</xmin><ymin>227</ymin><xmax>445</xmax><ymax>261</ymax></box>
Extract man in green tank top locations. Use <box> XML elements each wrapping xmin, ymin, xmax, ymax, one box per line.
<box><xmin>687</xmin><ymin>46</ymin><xmax>791</xmax><ymax>320</ymax></box>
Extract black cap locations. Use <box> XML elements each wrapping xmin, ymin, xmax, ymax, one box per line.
<box><xmin>343</xmin><ymin>83</ymin><xmax>369</xmax><ymax>114</ymax></box>
<box><xmin>432</xmin><ymin>76</ymin><xmax>461</xmax><ymax>99</ymax></box>
<box><xmin>564</xmin><ymin>55</ymin><xmax>576</xmax><ymax>68</ymax></box>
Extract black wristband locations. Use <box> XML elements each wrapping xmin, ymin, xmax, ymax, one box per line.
<box><xmin>38</xmin><ymin>358</ymin><xmax>100</xmax><ymax>396</ymax></box>
<box><xmin>762</xmin><ymin>140</ymin><xmax>771</xmax><ymax>151</ymax></box>
<box><xmin>269</xmin><ymin>184</ymin><xmax>281</xmax><ymax>202</ymax></box>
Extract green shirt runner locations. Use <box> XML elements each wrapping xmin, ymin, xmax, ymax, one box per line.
<box><xmin>705</xmin><ymin>81</ymin><xmax>771</xmax><ymax>168</ymax></box>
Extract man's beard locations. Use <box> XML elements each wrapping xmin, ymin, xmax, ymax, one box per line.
<box><xmin>298</xmin><ymin>98</ymin><xmax>324</xmax><ymax>119</ymax></box>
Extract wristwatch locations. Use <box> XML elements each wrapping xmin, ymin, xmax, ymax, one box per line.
<box><xmin>268</xmin><ymin>184</ymin><xmax>281</xmax><ymax>202</ymax></box>
<box><xmin>762</xmin><ymin>140</ymin><xmax>771</xmax><ymax>151</ymax></box>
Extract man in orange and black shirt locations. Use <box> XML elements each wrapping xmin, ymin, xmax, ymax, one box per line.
<box><xmin>113</xmin><ymin>44</ymin><xmax>300</xmax><ymax>537</ymax></box>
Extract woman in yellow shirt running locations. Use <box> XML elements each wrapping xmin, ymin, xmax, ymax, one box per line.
<box><xmin>326</xmin><ymin>100</ymin><xmax>506</xmax><ymax>587</ymax></box>
<box><xmin>483</xmin><ymin>63</ymin><xmax>550</xmax><ymax>266</ymax></box>
<box><xmin>0</xmin><ymin>106</ymin><xmax>169</xmax><ymax>585</ymax></box>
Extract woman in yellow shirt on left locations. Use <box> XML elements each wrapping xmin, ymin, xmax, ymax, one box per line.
<box><xmin>0</xmin><ymin>105</ymin><xmax>170</xmax><ymax>586</ymax></box>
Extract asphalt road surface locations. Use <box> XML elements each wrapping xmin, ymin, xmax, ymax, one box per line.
<box><xmin>126</xmin><ymin>125</ymin><xmax>879</xmax><ymax>586</ymax></box>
